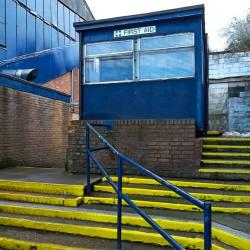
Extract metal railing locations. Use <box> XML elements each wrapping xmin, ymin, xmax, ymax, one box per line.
<box><xmin>86</xmin><ymin>122</ymin><xmax>211</xmax><ymax>250</ymax></box>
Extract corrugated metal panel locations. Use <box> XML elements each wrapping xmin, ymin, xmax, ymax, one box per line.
<box><xmin>36</xmin><ymin>0</ymin><xmax>43</xmax><ymax>17</ymax></box>
<box><xmin>0</xmin><ymin>0</ymin><xmax>5</xmax><ymax>48</ymax></box>
<box><xmin>65</xmin><ymin>37</ymin><xmax>69</xmax><ymax>45</ymax></box>
<box><xmin>52</xmin><ymin>27</ymin><xmax>58</xmax><ymax>48</ymax></box>
<box><xmin>6</xmin><ymin>0</ymin><xmax>16</xmax><ymax>59</ymax></box>
<box><xmin>36</xmin><ymin>18</ymin><xmax>44</xmax><ymax>52</ymax></box>
<box><xmin>19</xmin><ymin>0</ymin><xmax>27</xmax><ymax>5</ymax></box>
<box><xmin>27</xmin><ymin>12</ymin><xmax>36</xmax><ymax>53</ymax></box>
<box><xmin>51</xmin><ymin>0</ymin><xmax>57</xmax><ymax>26</ymax></box>
<box><xmin>17</xmin><ymin>5</ymin><xmax>27</xmax><ymax>56</ymax></box>
<box><xmin>0</xmin><ymin>22</ymin><xmax>5</xmax><ymax>46</ymax></box>
<box><xmin>64</xmin><ymin>7</ymin><xmax>69</xmax><ymax>36</ymax></box>
<box><xmin>59</xmin><ymin>32</ymin><xmax>64</xmax><ymax>46</ymax></box>
<box><xmin>27</xmin><ymin>0</ymin><xmax>35</xmax><ymax>11</ymax></box>
<box><xmin>0</xmin><ymin>0</ymin><xmax>5</xmax><ymax>23</ymax></box>
<box><xmin>74</xmin><ymin>14</ymin><xmax>80</xmax><ymax>42</ymax></box>
<box><xmin>44</xmin><ymin>24</ymin><xmax>51</xmax><ymax>49</ymax></box>
<box><xmin>69</xmin><ymin>11</ymin><xmax>75</xmax><ymax>40</ymax></box>
<box><xmin>58</xmin><ymin>2</ymin><xmax>64</xmax><ymax>31</ymax></box>
<box><xmin>44</xmin><ymin>0</ymin><xmax>50</xmax><ymax>22</ymax></box>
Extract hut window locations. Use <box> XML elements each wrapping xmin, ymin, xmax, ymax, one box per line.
<box><xmin>138</xmin><ymin>33</ymin><xmax>195</xmax><ymax>80</ymax></box>
<box><xmin>85</xmin><ymin>40</ymin><xmax>133</xmax><ymax>83</ymax></box>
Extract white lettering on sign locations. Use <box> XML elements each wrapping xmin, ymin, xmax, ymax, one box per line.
<box><xmin>114</xmin><ymin>26</ymin><xmax>156</xmax><ymax>37</ymax></box>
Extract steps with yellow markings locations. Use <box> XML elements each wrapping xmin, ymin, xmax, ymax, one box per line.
<box><xmin>1</xmin><ymin>174</ymin><xmax>250</xmax><ymax>249</ymax></box>
<box><xmin>0</xmin><ymin>202</ymin><xmax>245</xmax><ymax>250</ymax></box>
<box><xmin>200</xmin><ymin>137</ymin><xmax>250</xmax><ymax>178</ymax></box>
<box><xmin>0</xmin><ymin>189</ymin><xmax>84</xmax><ymax>207</ymax></box>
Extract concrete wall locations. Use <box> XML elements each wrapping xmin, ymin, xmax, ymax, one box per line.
<box><xmin>208</xmin><ymin>51</ymin><xmax>250</xmax><ymax>132</ymax></box>
<box><xmin>209</xmin><ymin>80</ymin><xmax>250</xmax><ymax>132</ymax></box>
<box><xmin>209</xmin><ymin>51</ymin><xmax>250</xmax><ymax>79</ymax></box>
<box><xmin>67</xmin><ymin>119</ymin><xmax>202</xmax><ymax>178</ymax></box>
<box><xmin>0</xmin><ymin>85</ymin><xmax>70</xmax><ymax>169</ymax></box>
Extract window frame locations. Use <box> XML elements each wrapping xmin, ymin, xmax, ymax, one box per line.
<box><xmin>0</xmin><ymin>0</ymin><xmax>6</xmax><ymax>49</ymax></box>
<box><xmin>83</xmin><ymin>32</ymin><xmax>195</xmax><ymax>85</ymax></box>
<box><xmin>84</xmin><ymin>40</ymin><xmax>135</xmax><ymax>84</ymax></box>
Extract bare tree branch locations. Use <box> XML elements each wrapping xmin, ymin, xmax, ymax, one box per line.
<box><xmin>219</xmin><ymin>9</ymin><xmax>250</xmax><ymax>52</ymax></box>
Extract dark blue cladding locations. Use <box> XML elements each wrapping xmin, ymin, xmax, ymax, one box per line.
<box><xmin>75</xmin><ymin>5</ymin><xmax>208</xmax><ymax>131</ymax></box>
<box><xmin>0</xmin><ymin>43</ymin><xmax>79</xmax><ymax>84</ymax></box>
<box><xmin>84</xmin><ymin>79</ymin><xmax>196</xmax><ymax>120</ymax></box>
<box><xmin>0</xmin><ymin>74</ymin><xmax>70</xmax><ymax>103</ymax></box>
<box><xmin>0</xmin><ymin>0</ymin><xmax>92</xmax><ymax>85</ymax></box>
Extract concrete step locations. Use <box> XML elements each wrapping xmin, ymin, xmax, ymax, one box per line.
<box><xmin>94</xmin><ymin>184</ymin><xmax>250</xmax><ymax>203</ymax></box>
<box><xmin>86</xmin><ymin>191</ymin><xmax>250</xmax><ymax>214</ymax></box>
<box><xmin>203</xmin><ymin>138</ymin><xmax>250</xmax><ymax>146</ymax></box>
<box><xmin>0</xmin><ymin>190</ymin><xmax>83</xmax><ymax>207</ymax></box>
<box><xmin>0</xmin><ymin>202</ymin><xmax>245</xmax><ymax>250</ymax></box>
<box><xmin>0</xmin><ymin>226</ymin><xmax>172</xmax><ymax>250</ymax></box>
<box><xmin>202</xmin><ymin>152</ymin><xmax>250</xmax><ymax>160</ymax></box>
<box><xmin>0</xmin><ymin>213</ymin><xmax>225</xmax><ymax>250</ymax></box>
<box><xmin>198</xmin><ymin>168</ymin><xmax>250</xmax><ymax>181</ymax></box>
<box><xmin>102</xmin><ymin>177</ymin><xmax>250</xmax><ymax>191</ymax></box>
<box><xmin>203</xmin><ymin>145</ymin><xmax>250</xmax><ymax>153</ymax></box>
<box><xmin>0</xmin><ymin>232</ymin><xmax>95</xmax><ymax>250</ymax></box>
<box><xmin>201</xmin><ymin>159</ymin><xmax>250</xmax><ymax>167</ymax></box>
<box><xmin>0</xmin><ymin>179</ymin><xmax>85</xmax><ymax>196</ymax></box>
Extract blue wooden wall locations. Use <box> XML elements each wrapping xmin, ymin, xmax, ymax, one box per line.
<box><xmin>0</xmin><ymin>0</ymin><xmax>88</xmax><ymax>84</ymax></box>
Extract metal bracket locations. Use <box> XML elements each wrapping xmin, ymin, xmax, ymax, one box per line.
<box><xmin>103</xmin><ymin>120</ymin><xmax>114</xmax><ymax>131</ymax></box>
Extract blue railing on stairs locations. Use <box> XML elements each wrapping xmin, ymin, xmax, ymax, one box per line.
<box><xmin>86</xmin><ymin>122</ymin><xmax>212</xmax><ymax>250</ymax></box>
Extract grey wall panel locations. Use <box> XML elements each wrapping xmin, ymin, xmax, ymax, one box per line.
<box><xmin>59</xmin><ymin>0</ymin><xmax>94</xmax><ymax>20</ymax></box>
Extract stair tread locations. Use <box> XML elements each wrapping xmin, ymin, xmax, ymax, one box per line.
<box><xmin>203</xmin><ymin>145</ymin><xmax>250</xmax><ymax>148</ymax></box>
<box><xmin>202</xmin><ymin>152</ymin><xmax>250</xmax><ymax>156</ymax></box>
<box><xmin>199</xmin><ymin>168</ymin><xmax>250</xmax><ymax>174</ymax></box>
<box><xmin>204</xmin><ymin>137</ymin><xmax>250</xmax><ymax>141</ymax></box>
<box><xmin>201</xmin><ymin>159</ymin><xmax>250</xmax><ymax>163</ymax></box>
<box><xmin>0</xmin><ymin>214</ymin><xmax>240</xmax><ymax>250</ymax></box>
<box><xmin>0</xmin><ymin>190</ymin><xmax>77</xmax><ymax>199</ymax></box>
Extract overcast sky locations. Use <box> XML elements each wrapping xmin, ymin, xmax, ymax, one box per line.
<box><xmin>85</xmin><ymin>0</ymin><xmax>250</xmax><ymax>51</ymax></box>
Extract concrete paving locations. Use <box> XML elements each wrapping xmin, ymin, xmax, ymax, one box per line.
<box><xmin>0</xmin><ymin>167</ymin><xmax>103</xmax><ymax>185</ymax></box>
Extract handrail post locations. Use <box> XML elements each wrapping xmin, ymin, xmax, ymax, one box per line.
<box><xmin>116</xmin><ymin>155</ymin><xmax>124</xmax><ymax>250</ymax></box>
<box><xmin>204</xmin><ymin>202</ymin><xmax>212</xmax><ymax>250</ymax></box>
<box><xmin>86</xmin><ymin>124</ymin><xmax>90</xmax><ymax>196</ymax></box>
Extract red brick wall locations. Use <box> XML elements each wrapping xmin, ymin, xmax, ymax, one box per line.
<box><xmin>42</xmin><ymin>68</ymin><xmax>79</xmax><ymax>114</ymax></box>
<box><xmin>67</xmin><ymin>119</ymin><xmax>202</xmax><ymax>178</ymax></box>
<box><xmin>0</xmin><ymin>85</ymin><xmax>70</xmax><ymax>169</ymax></box>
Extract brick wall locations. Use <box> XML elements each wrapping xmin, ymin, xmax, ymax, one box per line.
<box><xmin>67</xmin><ymin>119</ymin><xmax>202</xmax><ymax>178</ymax></box>
<box><xmin>42</xmin><ymin>68</ymin><xmax>79</xmax><ymax>104</ymax></box>
<box><xmin>0</xmin><ymin>85</ymin><xmax>70</xmax><ymax>169</ymax></box>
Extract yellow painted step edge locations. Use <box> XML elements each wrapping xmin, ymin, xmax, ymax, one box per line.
<box><xmin>84</xmin><ymin>196</ymin><xmax>250</xmax><ymax>214</ymax></box>
<box><xmin>201</xmin><ymin>160</ymin><xmax>250</xmax><ymax>164</ymax></box>
<box><xmin>102</xmin><ymin>177</ymin><xmax>250</xmax><ymax>191</ymax></box>
<box><xmin>203</xmin><ymin>137</ymin><xmax>250</xmax><ymax>141</ymax></box>
<box><xmin>0</xmin><ymin>192</ymin><xmax>83</xmax><ymax>207</ymax></box>
<box><xmin>0</xmin><ymin>216</ymin><xmax>223</xmax><ymax>250</ymax></box>
<box><xmin>0</xmin><ymin>180</ymin><xmax>84</xmax><ymax>196</ymax></box>
<box><xmin>202</xmin><ymin>152</ymin><xmax>250</xmax><ymax>156</ymax></box>
<box><xmin>0</xmin><ymin>237</ymin><xmax>91</xmax><ymax>250</ymax></box>
<box><xmin>207</xmin><ymin>131</ymin><xmax>219</xmax><ymax>135</ymax></box>
<box><xmin>0</xmin><ymin>204</ymin><xmax>248</xmax><ymax>250</ymax></box>
<box><xmin>199</xmin><ymin>169</ymin><xmax>250</xmax><ymax>174</ymax></box>
<box><xmin>94</xmin><ymin>185</ymin><xmax>250</xmax><ymax>203</ymax></box>
<box><xmin>203</xmin><ymin>145</ymin><xmax>250</xmax><ymax>148</ymax></box>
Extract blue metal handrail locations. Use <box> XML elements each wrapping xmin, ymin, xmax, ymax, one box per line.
<box><xmin>86</xmin><ymin>122</ymin><xmax>211</xmax><ymax>250</ymax></box>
